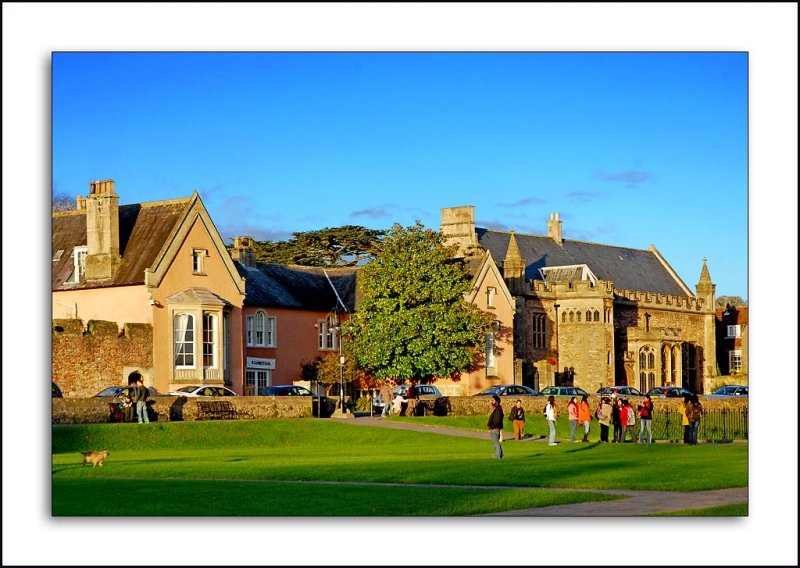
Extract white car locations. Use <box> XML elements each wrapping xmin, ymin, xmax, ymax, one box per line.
<box><xmin>168</xmin><ymin>385</ymin><xmax>237</xmax><ymax>397</ymax></box>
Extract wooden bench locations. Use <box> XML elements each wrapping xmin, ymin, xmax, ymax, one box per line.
<box><xmin>196</xmin><ymin>400</ymin><xmax>238</xmax><ymax>421</ymax></box>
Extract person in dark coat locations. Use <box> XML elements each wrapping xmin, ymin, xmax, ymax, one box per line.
<box><xmin>612</xmin><ymin>397</ymin><xmax>622</xmax><ymax>443</ymax></box>
<box><xmin>487</xmin><ymin>395</ymin><xmax>504</xmax><ymax>459</ymax></box>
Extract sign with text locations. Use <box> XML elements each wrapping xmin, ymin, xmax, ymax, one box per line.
<box><xmin>246</xmin><ymin>357</ymin><xmax>276</xmax><ymax>370</ymax></box>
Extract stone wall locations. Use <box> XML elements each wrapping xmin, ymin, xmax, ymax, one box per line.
<box><xmin>52</xmin><ymin>319</ymin><xmax>153</xmax><ymax>398</ymax></box>
<box><xmin>52</xmin><ymin>396</ymin><xmax>313</xmax><ymax>424</ymax></box>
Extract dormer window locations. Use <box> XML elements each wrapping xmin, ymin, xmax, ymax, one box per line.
<box><xmin>192</xmin><ymin>249</ymin><xmax>207</xmax><ymax>274</ymax></box>
<box><xmin>539</xmin><ymin>264</ymin><xmax>598</xmax><ymax>284</ymax></box>
<box><xmin>73</xmin><ymin>246</ymin><xmax>88</xmax><ymax>282</ymax></box>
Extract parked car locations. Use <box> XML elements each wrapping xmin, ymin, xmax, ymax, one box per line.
<box><xmin>391</xmin><ymin>384</ymin><xmax>448</xmax><ymax>416</ymax></box>
<box><xmin>538</xmin><ymin>386</ymin><xmax>591</xmax><ymax>398</ymax></box>
<box><xmin>645</xmin><ymin>386</ymin><xmax>694</xmax><ymax>398</ymax></box>
<box><xmin>259</xmin><ymin>385</ymin><xmax>336</xmax><ymax>417</ymax></box>
<box><xmin>474</xmin><ymin>385</ymin><xmax>541</xmax><ymax>397</ymax></box>
<box><xmin>94</xmin><ymin>385</ymin><xmax>165</xmax><ymax>398</ymax></box>
<box><xmin>596</xmin><ymin>385</ymin><xmax>644</xmax><ymax>398</ymax></box>
<box><xmin>167</xmin><ymin>385</ymin><xmax>237</xmax><ymax>397</ymax></box>
<box><xmin>705</xmin><ymin>385</ymin><xmax>748</xmax><ymax>398</ymax></box>
<box><xmin>52</xmin><ymin>382</ymin><xmax>63</xmax><ymax>398</ymax></box>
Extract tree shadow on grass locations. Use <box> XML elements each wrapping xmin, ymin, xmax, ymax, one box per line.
<box><xmin>564</xmin><ymin>443</ymin><xmax>604</xmax><ymax>454</ymax></box>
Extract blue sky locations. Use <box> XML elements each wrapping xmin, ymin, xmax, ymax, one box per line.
<box><xmin>53</xmin><ymin>51</ymin><xmax>748</xmax><ymax>299</ymax></box>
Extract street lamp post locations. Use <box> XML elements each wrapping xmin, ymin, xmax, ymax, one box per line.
<box><xmin>337</xmin><ymin>324</ymin><xmax>345</xmax><ymax>414</ymax></box>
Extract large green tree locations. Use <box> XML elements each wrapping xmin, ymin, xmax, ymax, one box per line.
<box><xmin>248</xmin><ymin>225</ymin><xmax>385</xmax><ymax>267</ymax></box>
<box><xmin>343</xmin><ymin>222</ymin><xmax>493</xmax><ymax>383</ymax></box>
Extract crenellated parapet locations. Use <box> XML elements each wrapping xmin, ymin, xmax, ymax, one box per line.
<box><xmin>613</xmin><ymin>288</ymin><xmax>706</xmax><ymax>311</ymax></box>
<box><xmin>527</xmin><ymin>278</ymin><xmax>615</xmax><ymax>297</ymax></box>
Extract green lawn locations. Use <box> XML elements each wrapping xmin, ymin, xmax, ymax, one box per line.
<box><xmin>52</xmin><ymin>419</ymin><xmax>747</xmax><ymax>516</ymax></box>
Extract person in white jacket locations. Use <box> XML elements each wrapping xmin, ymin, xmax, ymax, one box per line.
<box><xmin>544</xmin><ymin>396</ymin><xmax>558</xmax><ymax>446</ymax></box>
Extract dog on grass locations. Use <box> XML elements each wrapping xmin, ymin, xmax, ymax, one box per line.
<box><xmin>81</xmin><ymin>450</ymin><xmax>110</xmax><ymax>467</ymax></box>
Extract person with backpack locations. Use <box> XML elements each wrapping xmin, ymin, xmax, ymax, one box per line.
<box><xmin>578</xmin><ymin>394</ymin><xmax>592</xmax><ymax>442</ymax></box>
<box><xmin>595</xmin><ymin>397</ymin><xmax>613</xmax><ymax>442</ymax></box>
<box><xmin>567</xmin><ymin>396</ymin><xmax>579</xmax><ymax>442</ymax></box>
<box><xmin>509</xmin><ymin>399</ymin><xmax>526</xmax><ymax>441</ymax></box>
<box><xmin>487</xmin><ymin>395</ymin><xmax>505</xmax><ymax>459</ymax></box>
<box><xmin>544</xmin><ymin>396</ymin><xmax>559</xmax><ymax>446</ymax></box>
<box><xmin>620</xmin><ymin>399</ymin><xmax>636</xmax><ymax>442</ymax></box>
<box><xmin>689</xmin><ymin>393</ymin><xmax>703</xmax><ymax>445</ymax></box>
<box><xmin>637</xmin><ymin>394</ymin><xmax>655</xmax><ymax>443</ymax></box>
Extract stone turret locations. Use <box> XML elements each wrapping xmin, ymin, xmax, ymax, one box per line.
<box><xmin>441</xmin><ymin>206</ymin><xmax>480</xmax><ymax>258</ymax></box>
<box><xmin>82</xmin><ymin>179</ymin><xmax>120</xmax><ymax>280</ymax></box>
<box><xmin>231</xmin><ymin>236</ymin><xmax>257</xmax><ymax>268</ymax></box>
<box><xmin>547</xmin><ymin>212</ymin><xmax>563</xmax><ymax>245</ymax></box>
<box><xmin>502</xmin><ymin>231</ymin><xmax>526</xmax><ymax>293</ymax></box>
<box><xmin>695</xmin><ymin>258</ymin><xmax>717</xmax><ymax>386</ymax></box>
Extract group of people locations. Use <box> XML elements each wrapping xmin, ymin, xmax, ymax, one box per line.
<box><xmin>487</xmin><ymin>392</ymin><xmax>704</xmax><ymax>457</ymax></box>
<box><xmin>378</xmin><ymin>382</ymin><xmax>418</xmax><ymax>417</ymax></box>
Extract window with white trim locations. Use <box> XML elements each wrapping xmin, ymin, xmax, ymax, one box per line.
<box><xmin>203</xmin><ymin>312</ymin><xmax>217</xmax><ymax>368</ymax></box>
<box><xmin>255</xmin><ymin>311</ymin><xmax>265</xmax><ymax>346</ymax></box>
<box><xmin>192</xmin><ymin>249</ymin><xmax>206</xmax><ymax>274</ymax></box>
<box><xmin>246</xmin><ymin>315</ymin><xmax>254</xmax><ymax>346</ymax></box>
<box><xmin>726</xmin><ymin>325</ymin><xmax>741</xmax><ymax>338</ymax></box>
<box><xmin>729</xmin><ymin>350</ymin><xmax>742</xmax><ymax>372</ymax></box>
<box><xmin>318</xmin><ymin>316</ymin><xmax>338</xmax><ymax>350</ymax></box>
<box><xmin>73</xmin><ymin>246</ymin><xmax>88</xmax><ymax>283</ymax></box>
<box><xmin>266</xmin><ymin>315</ymin><xmax>276</xmax><ymax>347</ymax></box>
<box><xmin>173</xmin><ymin>313</ymin><xmax>195</xmax><ymax>368</ymax></box>
<box><xmin>245</xmin><ymin>369</ymin><xmax>272</xmax><ymax>396</ymax></box>
<box><xmin>486</xmin><ymin>287</ymin><xmax>496</xmax><ymax>308</ymax></box>
<box><xmin>485</xmin><ymin>332</ymin><xmax>496</xmax><ymax>373</ymax></box>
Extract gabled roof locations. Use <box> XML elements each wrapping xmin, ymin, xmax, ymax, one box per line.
<box><xmin>52</xmin><ymin>198</ymin><xmax>191</xmax><ymax>290</ymax></box>
<box><xmin>476</xmin><ymin>228</ymin><xmax>692</xmax><ymax>296</ymax></box>
<box><xmin>236</xmin><ymin>261</ymin><xmax>359</xmax><ymax>312</ymax></box>
<box><xmin>463</xmin><ymin>252</ymin><xmax>515</xmax><ymax>310</ymax></box>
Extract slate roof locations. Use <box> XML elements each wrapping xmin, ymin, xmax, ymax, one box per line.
<box><xmin>476</xmin><ymin>228</ymin><xmax>691</xmax><ymax>296</ymax></box>
<box><xmin>236</xmin><ymin>261</ymin><xmax>359</xmax><ymax>312</ymax></box>
<box><xmin>52</xmin><ymin>198</ymin><xmax>191</xmax><ymax>290</ymax></box>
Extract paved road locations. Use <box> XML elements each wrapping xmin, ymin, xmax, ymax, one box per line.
<box><xmin>342</xmin><ymin>415</ymin><xmax>749</xmax><ymax>516</ymax></box>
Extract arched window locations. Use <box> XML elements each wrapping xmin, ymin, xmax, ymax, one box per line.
<box><xmin>255</xmin><ymin>311</ymin><xmax>265</xmax><ymax>346</ymax></box>
<box><xmin>586</xmin><ymin>310</ymin><xmax>592</xmax><ymax>321</ymax></box>
<box><xmin>639</xmin><ymin>350</ymin><xmax>647</xmax><ymax>369</ymax></box>
<box><xmin>569</xmin><ymin>311</ymin><xmax>574</xmax><ymax>323</ymax></box>
<box><xmin>648</xmin><ymin>352</ymin><xmax>655</xmax><ymax>368</ymax></box>
<box><xmin>576</xmin><ymin>311</ymin><xmax>581</xmax><ymax>323</ymax></box>
<box><xmin>203</xmin><ymin>312</ymin><xmax>216</xmax><ymax>368</ymax></box>
<box><xmin>174</xmin><ymin>313</ymin><xmax>195</xmax><ymax>368</ymax></box>
<box><xmin>562</xmin><ymin>311</ymin><xmax>567</xmax><ymax>323</ymax></box>
<box><xmin>594</xmin><ymin>310</ymin><xmax>600</xmax><ymax>322</ymax></box>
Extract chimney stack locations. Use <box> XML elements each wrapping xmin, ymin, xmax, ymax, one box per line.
<box><xmin>440</xmin><ymin>206</ymin><xmax>480</xmax><ymax>258</ymax></box>
<box><xmin>547</xmin><ymin>212</ymin><xmax>563</xmax><ymax>245</ymax></box>
<box><xmin>231</xmin><ymin>236</ymin><xmax>256</xmax><ymax>268</ymax></box>
<box><xmin>83</xmin><ymin>179</ymin><xmax>121</xmax><ymax>280</ymax></box>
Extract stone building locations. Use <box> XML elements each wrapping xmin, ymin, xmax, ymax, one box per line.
<box><xmin>716</xmin><ymin>305</ymin><xmax>748</xmax><ymax>378</ymax></box>
<box><xmin>441</xmin><ymin>206</ymin><xmax>717</xmax><ymax>395</ymax></box>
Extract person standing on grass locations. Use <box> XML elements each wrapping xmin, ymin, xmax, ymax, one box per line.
<box><xmin>578</xmin><ymin>394</ymin><xmax>592</xmax><ymax>442</ymax></box>
<box><xmin>567</xmin><ymin>396</ymin><xmax>579</xmax><ymax>442</ymax></box>
<box><xmin>620</xmin><ymin>399</ymin><xmax>636</xmax><ymax>442</ymax></box>
<box><xmin>595</xmin><ymin>397</ymin><xmax>613</xmax><ymax>442</ymax></box>
<box><xmin>509</xmin><ymin>399</ymin><xmax>526</xmax><ymax>441</ymax></box>
<box><xmin>487</xmin><ymin>395</ymin><xmax>505</xmax><ymax>459</ymax></box>
<box><xmin>544</xmin><ymin>395</ymin><xmax>558</xmax><ymax>446</ymax></box>
<box><xmin>133</xmin><ymin>377</ymin><xmax>149</xmax><ymax>424</ymax></box>
<box><xmin>637</xmin><ymin>394</ymin><xmax>654</xmax><ymax>443</ymax></box>
<box><xmin>681</xmin><ymin>393</ymin><xmax>692</xmax><ymax>444</ymax></box>
<box><xmin>611</xmin><ymin>397</ymin><xmax>622</xmax><ymax>442</ymax></box>
<box><xmin>689</xmin><ymin>393</ymin><xmax>703</xmax><ymax>445</ymax></box>
<box><xmin>379</xmin><ymin>383</ymin><xmax>392</xmax><ymax>417</ymax></box>
<box><xmin>406</xmin><ymin>381</ymin><xmax>418</xmax><ymax>416</ymax></box>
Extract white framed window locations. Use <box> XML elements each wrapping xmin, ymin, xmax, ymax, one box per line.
<box><xmin>485</xmin><ymin>332</ymin><xmax>496</xmax><ymax>373</ymax></box>
<box><xmin>726</xmin><ymin>325</ymin><xmax>741</xmax><ymax>339</ymax></box>
<box><xmin>318</xmin><ymin>316</ymin><xmax>338</xmax><ymax>351</ymax></box>
<box><xmin>532</xmin><ymin>313</ymin><xmax>546</xmax><ymax>349</ymax></box>
<box><xmin>245</xmin><ymin>369</ymin><xmax>272</xmax><ymax>396</ymax></box>
<box><xmin>266</xmin><ymin>315</ymin><xmax>276</xmax><ymax>347</ymax></box>
<box><xmin>246</xmin><ymin>315</ymin><xmax>254</xmax><ymax>346</ymax></box>
<box><xmin>73</xmin><ymin>246</ymin><xmax>88</xmax><ymax>282</ymax></box>
<box><xmin>192</xmin><ymin>249</ymin><xmax>206</xmax><ymax>274</ymax></box>
<box><xmin>486</xmin><ymin>287</ymin><xmax>496</xmax><ymax>308</ymax></box>
<box><xmin>203</xmin><ymin>312</ymin><xmax>217</xmax><ymax>368</ymax></box>
<box><xmin>255</xmin><ymin>311</ymin><xmax>265</xmax><ymax>346</ymax></box>
<box><xmin>729</xmin><ymin>350</ymin><xmax>742</xmax><ymax>372</ymax></box>
<box><xmin>173</xmin><ymin>313</ymin><xmax>195</xmax><ymax>368</ymax></box>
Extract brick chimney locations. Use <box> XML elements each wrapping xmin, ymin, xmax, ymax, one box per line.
<box><xmin>83</xmin><ymin>180</ymin><xmax>121</xmax><ymax>280</ymax></box>
<box><xmin>231</xmin><ymin>236</ymin><xmax>256</xmax><ymax>268</ymax></box>
<box><xmin>547</xmin><ymin>212</ymin><xmax>563</xmax><ymax>245</ymax></box>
